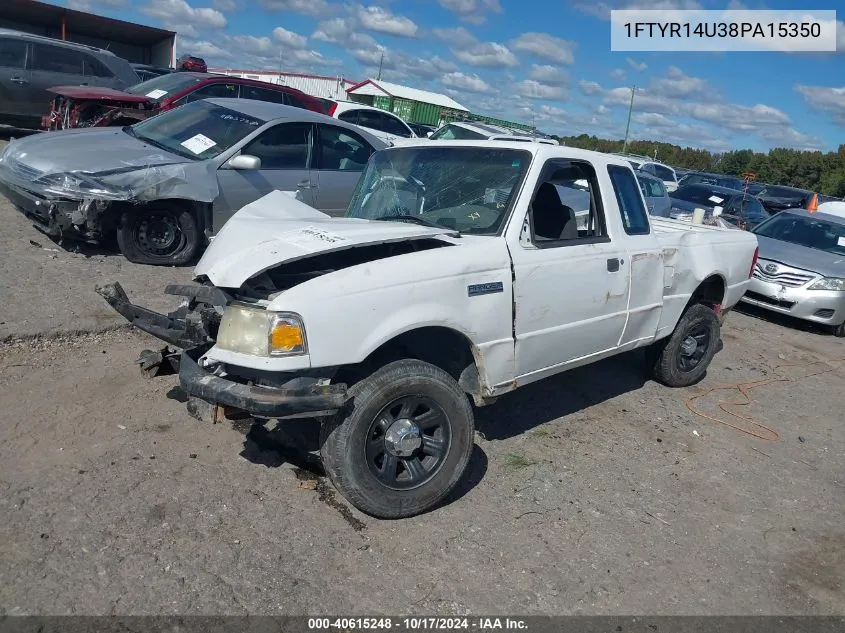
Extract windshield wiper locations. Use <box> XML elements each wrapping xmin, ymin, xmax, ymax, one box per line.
<box><xmin>375</xmin><ymin>215</ymin><xmax>459</xmax><ymax>234</ymax></box>
<box><xmin>122</xmin><ymin>125</ymin><xmax>137</xmax><ymax>138</ymax></box>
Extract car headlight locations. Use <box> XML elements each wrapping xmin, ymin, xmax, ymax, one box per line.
<box><xmin>216</xmin><ymin>303</ymin><xmax>307</xmax><ymax>357</ymax></box>
<box><xmin>808</xmin><ymin>277</ymin><xmax>845</xmax><ymax>291</ymax></box>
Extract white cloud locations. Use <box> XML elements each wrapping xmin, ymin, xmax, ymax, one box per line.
<box><xmin>578</xmin><ymin>80</ymin><xmax>603</xmax><ymax>95</ymax></box>
<box><xmin>438</xmin><ymin>0</ymin><xmax>502</xmax><ymax>25</ymax></box>
<box><xmin>529</xmin><ymin>64</ymin><xmax>569</xmax><ymax>86</ymax></box>
<box><xmin>650</xmin><ymin>65</ymin><xmax>710</xmax><ymax>99</ymax></box>
<box><xmin>571</xmin><ymin>0</ymin><xmax>702</xmax><ymax>21</ymax></box>
<box><xmin>454</xmin><ymin>41</ymin><xmax>519</xmax><ymax>68</ymax></box>
<box><xmin>432</xmin><ymin>26</ymin><xmax>478</xmax><ymax>48</ymax></box>
<box><xmin>272</xmin><ymin>26</ymin><xmax>307</xmax><ymax>49</ymax></box>
<box><xmin>795</xmin><ymin>84</ymin><xmax>845</xmax><ymax>124</ymax></box>
<box><xmin>259</xmin><ymin>0</ymin><xmax>332</xmax><ymax>16</ymax></box>
<box><xmin>178</xmin><ymin>38</ymin><xmax>231</xmax><ymax>60</ymax></box>
<box><xmin>440</xmin><ymin>72</ymin><xmax>493</xmax><ymax>94</ymax></box>
<box><xmin>610</xmin><ymin>68</ymin><xmax>626</xmax><ymax>79</ymax></box>
<box><xmin>68</xmin><ymin>0</ymin><xmax>127</xmax><ymax>10</ymax></box>
<box><xmin>140</xmin><ymin>0</ymin><xmax>226</xmax><ymax>34</ymax></box>
<box><xmin>759</xmin><ymin>127</ymin><xmax>824</xmax><ymax>150</ymax></box>
<box><xmin>514</xmin><ymin>79</ymin><xmax>567</xmax><ymax>100</ymax></box>
<box><xmin>353</xmin><ymin>5</ymin><xmax>419</xmax><ymax>38</ymax></box>
<box><xmin>626</xmin><ymin>57</ymin><xmax>647</xmax><ymax>71</ymax></box>
<box><xmin>509</xmin><ymin>32</ymin><xmax>576</xmax><ymax>65</ymax></box>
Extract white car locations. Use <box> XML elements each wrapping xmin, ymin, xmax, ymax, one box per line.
<box><xmin>614</xmin><ymin>154</ymin><xmax>679</xmax><ymax>192</ymax></box>
<box><xmin>324</xmin><ymin>100</ymin><xmax>416</xmax><ymax>144</ymax></box>
<box><xmin>100</xmin><ymin>141</ymin><xmax>759</xmax><ymax>519</ymax></box>
<box><xmin>429</xmin><ymin>121</ymin><xmax>558</xmax><ymax>144</ymax></box>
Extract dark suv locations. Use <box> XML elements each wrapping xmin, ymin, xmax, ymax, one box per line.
<box><xmin>0</xmin><ymin>28</ymin><xmax>140</xmax><ymax>129</ymax></box>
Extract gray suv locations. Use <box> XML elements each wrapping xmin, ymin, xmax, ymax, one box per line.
<box><xmin>0</xmin><ymin>29</ymin><xmax>140</xmax><ymax>128</ymax></box>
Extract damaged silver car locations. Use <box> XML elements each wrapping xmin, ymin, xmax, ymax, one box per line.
<box><xmin>0</xmin><ymin>98</ymin><xmax>385</xmax><ymax>265</ymax></box>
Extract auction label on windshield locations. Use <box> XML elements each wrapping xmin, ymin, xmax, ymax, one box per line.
<box><xmin>145</xmin><ymin>89</ymin><xmax>168</xmax><ymax>99</ymax></box>
<box><xmin>181</xmin><ymin>133</ymin><xmax>217</xmax><ymax>155</ymax></box>
<box><xmin>611</xmin><ymin>9</ymin><xmax>837</xmax><ymax>51</ymax></box>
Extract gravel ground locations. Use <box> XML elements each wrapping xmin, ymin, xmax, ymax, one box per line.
<box><xmin>0</xmin><ymin>167</ymin><xmax>843</xmax><ymax>616</ymax></box>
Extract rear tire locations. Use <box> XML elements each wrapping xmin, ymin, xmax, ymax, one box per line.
<box><xmin>116</xmin><ymin>204</ymin><xmax>200</xmax><ymax>266</ymax></box>
<box><xmin>832</xmin><ymin>321</ymin><xmax>845</xmax><ymax>338</ymax></box>
<box><xmin>648</xmin><ymin>304</ymin><xmax>720</xmax><ymax>388</ymax></box>
<box><xmin>320</xmin><ymin>359</ymin><xmax>475</xmax><ymax>519</ymax></box>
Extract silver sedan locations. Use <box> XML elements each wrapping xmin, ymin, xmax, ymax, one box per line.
<box><xmin>741</xmin><ymin>208</ymin><xmax>845</xmax><ymax>337</ymax></box>
<box><xmin>0</xmin><ymin>98</ymin><xmax>386</xmax><ymax>265</ymax></box>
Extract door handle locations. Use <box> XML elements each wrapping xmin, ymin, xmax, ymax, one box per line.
<box><xmin>607</xmin><ymin>258</ymin><xmax>621</xmax><ymax>272</ymax></box>
<box><xmin>10</xmin><ymin>77</ymin><xmax>28</xmax><ymax>84</ymax></box>
<box><xmin>296</xmin><ymin>180</ymin><xmax>314</xmax><ymax>189</ymax></box>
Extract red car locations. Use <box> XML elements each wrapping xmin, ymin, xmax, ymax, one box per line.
<box><xmin>176</xmin><ymin>54</ymin><xmax>207</xmax><ymax>72</ymax></box>
<box><xmin>41</xmin><ymin>72</ymin><xmax>327</xmax><ymax>130</ymax></box>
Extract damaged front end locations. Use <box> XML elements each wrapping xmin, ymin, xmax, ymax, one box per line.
<box><xmin>42</xmin><ymin>95</ymin><xmax>151</xmax><ymax>131</ymax></box>
<box><xmin>96</xmin><ymin>281</ymin><xmax>348</xmax><ymax>424</ymax></box>
<box><xmin>0</xmin><ymin>134</ymin><xmax>218</xmax><ymax>242</ymax></box>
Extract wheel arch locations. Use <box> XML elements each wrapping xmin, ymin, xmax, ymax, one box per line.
<box><xmin>687</xmin><ymin>274</ymin><xmax>727</xmax><ymax>312</ymax></box>
<box><xmin>336</xmin><ymin>325</ymin><xmax>491</xmax><ymax>405</ymax></box>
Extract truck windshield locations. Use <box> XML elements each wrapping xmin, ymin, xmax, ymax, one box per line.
<box><xmin>346</xmin><ymin>146</ymin><xmax>532</xmax><ymax>235</ymax></box>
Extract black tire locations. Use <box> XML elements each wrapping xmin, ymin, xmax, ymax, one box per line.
<box><xmin>832</xmin><ymin>321</ymin><xmax>845</xmax><ymax>338</ymax></box>
<box><xmin>320</xmin><ymin>359</ymin><xmax>475</xmax><ymax>519</ymax></box>
<box><xmin>648</xmin><ymin>303</ymin><xmax>721</xmax><ymax>388</ymax></box>
<box><xmin>116</xmin><ymin>204</ymin><xmax>200</xmax><ymax>266</ymax></box>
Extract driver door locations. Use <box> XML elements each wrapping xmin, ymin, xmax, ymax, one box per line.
<box><xmin>214</xmin><ymin>122</ymin><xmax>316</xmax><ymax>231</ymax></box>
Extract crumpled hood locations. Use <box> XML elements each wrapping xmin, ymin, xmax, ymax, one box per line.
<box><xmin>756</xmin><ymin>234</ymin><xmax>845</xmax><ymax>279</ymax></box>
<box><xmin>3</xmin><ymin>127</ymin><xmax>184</xmax><ymax>176</ymax></box>
<box><xmin>0</xmin><ymin>128</ymin><xmax>219</xmax><ymax>202</ymax></box>
<box><xmin>194</xmin><ymin>190</ymin><xmax>459</xmax><ymax>288</ymax></box>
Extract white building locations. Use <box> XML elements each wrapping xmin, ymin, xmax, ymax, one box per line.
<box><xmin>208</xmin><ymin>68</ymin><xmax>356</xmax><ymax>101</ymax></box>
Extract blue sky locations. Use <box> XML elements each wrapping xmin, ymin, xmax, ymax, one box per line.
<box><xmin>62</xmin><ymin>0</ymin><xmax>845</xmax><ymax>152</ymax></box>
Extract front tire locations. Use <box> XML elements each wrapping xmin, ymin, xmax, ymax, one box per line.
<box><xmin>116</xmin><ymin>204</ymin><xmax>200</xmax><ymax>266</ymax></box>
<box><xmin>832</xmin><ymin>321</ymin><xmax>845</xmax><ymax>338</ymax></box>
<box><xmin>648</xmin><ymin>303</ymin><xmax>721</xmax><ymax>388</ymax></box>
<box><xmin>320</xmin><ymin>359</ymin><xmax>475</xmax><ymax>519</ymax></box>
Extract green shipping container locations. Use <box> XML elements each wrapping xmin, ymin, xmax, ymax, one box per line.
<box><xmin>372</xmin><ymin>96</ymin><xmax>393</xmax><ymax>111</ymax></box>
<box><xmin>409</xmin><ymin>101</ymin><xmax>442</xmax><ymax>126</ymax></box>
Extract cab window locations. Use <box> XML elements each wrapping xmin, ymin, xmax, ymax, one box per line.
<box><xmin>608</xmin><ymin>165</ymin><xmax>650</xmax><ymax>235</ymax></box>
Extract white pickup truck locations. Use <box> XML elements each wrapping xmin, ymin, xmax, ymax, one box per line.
<box><xmin>98</xmin><ymin>141</ymin><xmax>759</xmax><ymax>519</ymax></box>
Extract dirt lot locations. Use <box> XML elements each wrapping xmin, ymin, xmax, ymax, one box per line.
<box><xmin>0</xmin><ymin>153</ymin><xmax>843</xmax><ymax>615</ymax></box>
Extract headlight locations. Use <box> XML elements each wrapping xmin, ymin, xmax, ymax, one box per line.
<box><xmin>808</xmin><ymin>277</ymin><xmax>845</xmax><ymax>291</ymax></box>
<box><xmin>216</xmin><ymin>303</ymin><xmax>307</xmax><ymax>357</ymax></box>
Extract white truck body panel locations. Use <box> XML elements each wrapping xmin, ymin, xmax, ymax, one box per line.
<box><xmin>192</xmin><ymin>142</ymin><xmax>758</xmax><ymax>396</ymax></box>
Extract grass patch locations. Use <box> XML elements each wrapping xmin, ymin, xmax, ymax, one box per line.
<box><xmin>531</xmin><ymin>427</ymin><xmax>551</xmax><ymax>437</ymax></box>
<box><xmin>504</xmin><ymin>453</ymin><xmax>536</xmax><ymax>470</ymax></box>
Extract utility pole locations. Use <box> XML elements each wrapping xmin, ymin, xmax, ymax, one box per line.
<box><xmin>622</xmin><ymin>85</ymin><xmax>637</xmax><ymax>153</ymax></box>
<box><xmin>377</xmin><ymin>51</ymin><xmax>384</xmax><ymax>80</ymax></box>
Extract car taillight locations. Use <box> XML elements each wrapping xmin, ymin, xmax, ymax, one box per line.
<box><xmin>327</xmin><ymin>102</ymin><xmax>337</xmax><ymax>116</ymax></box>
<box><xmin>749</xmin><ymin>246</ymin><xmax>759</xmax><ymax>278</ymax></box>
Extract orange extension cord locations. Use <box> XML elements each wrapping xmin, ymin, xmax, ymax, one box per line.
<box><xmin>685</xmin><ymin>355</ymin><xmax>845</xmax><ymax>441</ymax></box>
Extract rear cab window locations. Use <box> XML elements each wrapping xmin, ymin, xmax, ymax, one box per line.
<box><xmin>608</xmin><ymin>165</ymin><xmax>651</xmax><ymax>235</ymax></box>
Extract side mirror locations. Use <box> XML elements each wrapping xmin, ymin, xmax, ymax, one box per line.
<box><xmin>227</xmin><ymin>154</ymin><xmax>261</xmax><ymax>170</ymax></box>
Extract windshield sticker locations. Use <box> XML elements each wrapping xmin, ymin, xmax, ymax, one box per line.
<box><xmin>511</xmin><ymin>160</ymin><xmax>521</xmax><ymax>167</ymax></box>
<box><xmin>838</xmin><ymin>236</ymin><xmax>845</xmax><ymax>247</ymax></box>
<box><xmin>708</xmin><ymin>195</ymin><xmax>725</xmax><ymax>204</ymax></box>
<box><xmin>145</xmin><ymin>89</ymin><xmax>168</xmax><ymax>99</ymax></box>
<box><xmin>219</xmin><ymin>113</ymin><xmax>262</xmax><ymax>127</ymax></box>
<box><xmin>180</xmin><ymin>134</ymin><xmax>217</xmax><ymax>155</ymax></box>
